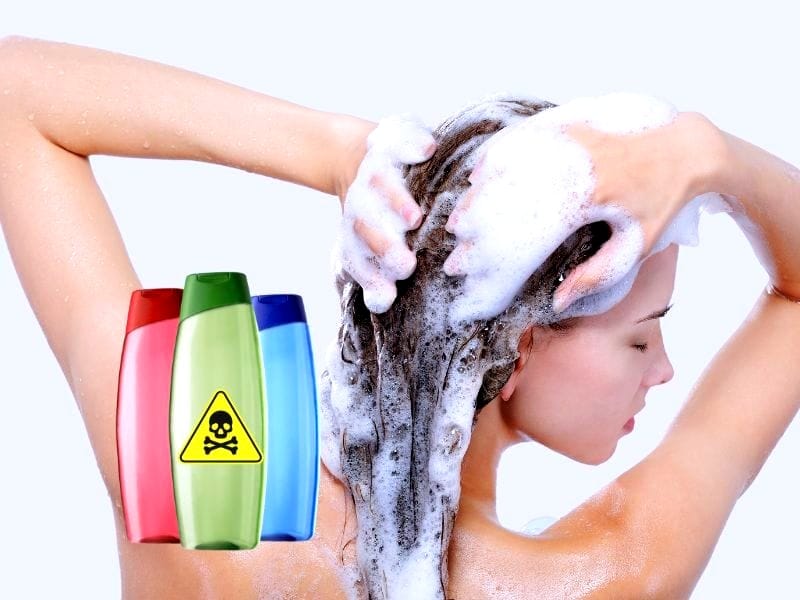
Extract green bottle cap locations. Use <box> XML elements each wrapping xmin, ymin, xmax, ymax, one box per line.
<box><xmin>180</xmin><ymin>272</ymin><xmax>251</xmax><ymax>321</ymax></box>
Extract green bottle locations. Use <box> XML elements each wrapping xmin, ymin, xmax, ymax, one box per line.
<box><xmin>170</xmin><ymin>272</ymin><xmax>266</xmax><ymax>549</ymax></box>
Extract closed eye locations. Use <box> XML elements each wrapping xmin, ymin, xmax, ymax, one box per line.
<box><xmin>632</xmin><ymin>342</ymin><xmax>649</xmax><ymax>353</ymax></box>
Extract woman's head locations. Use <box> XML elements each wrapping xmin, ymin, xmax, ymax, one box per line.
<box><xmin>319</xmin><ymin>95</ymin><xmax>674</xmax><ymax>596</ymax></box>
<box><xmin>490</xmin><ymin>242</ymin><xmax>677</xmax><ymax>465</ymax></box>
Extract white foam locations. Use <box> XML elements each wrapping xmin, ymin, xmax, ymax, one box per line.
<box><xmin>442</xmin><ymin>92</ymin><xmax>744</xmax><ymax>324</ymax></box>
<box><xmin>333</xmin><ymin>114</ymin><xmax>436</xmax><ymax>314</ymax></box>
<box><xmin>318</xmin><ymin>92</ymin><xmax>763</xmax><ymax>599</ymax></box>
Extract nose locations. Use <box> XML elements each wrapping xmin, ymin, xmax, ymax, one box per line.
<box><xmin>646</xmin><ymin>346</ymin><xmax>674</xmax><ymax>387</ymax></box>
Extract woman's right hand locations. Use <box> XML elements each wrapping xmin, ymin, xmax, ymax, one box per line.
<box><xmin>334</xmin><ymin>114</ymin><xmax>437</xmax><ymax>314</ymax></box>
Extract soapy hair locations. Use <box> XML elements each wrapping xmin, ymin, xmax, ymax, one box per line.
<box><xmin>401</xmin><ymin>97</ymin><xmax>611</xmax><ymax>414</ymax></box>
<box><xmin>322</xmin><ymin>96</ymin><xmax>612</xmax><ymax>599</ymax></box>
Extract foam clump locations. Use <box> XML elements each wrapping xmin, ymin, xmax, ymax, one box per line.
<box><xmin>332</xmin><ymin>114</ymin><xmax>436</xmax><ymax>314</ymax></box>
<box><xmin>443</xmin><ymin>92</ymin><xmax>737</xmax><ymax>325</ymax></box>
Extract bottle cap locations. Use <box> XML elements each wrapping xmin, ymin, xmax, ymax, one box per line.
<box><xmin>251</xmin><ymin>294</ymin><xmax>308</xmax><ymax>330</ymax></box>
<box><xmin>180</xmin><ymin>272</ymin><xmax>251</xmax><ymax>321</ymax></box>
<box><xmin>125</xmin><ymin>288</ymin><xmax>183</xmax><ymax>334</ymax></box>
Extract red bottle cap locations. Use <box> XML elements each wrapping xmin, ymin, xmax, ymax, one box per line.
<box><xmin>125</xmin><ymin>288</ymin><xmax>184</xmax><ymax>334</ymax></box>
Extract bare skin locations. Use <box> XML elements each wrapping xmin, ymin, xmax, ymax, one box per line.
<box><xmin>2</xmin><ymin>36</ymin><xmax>800</xmax><ymax>599</ymax></box>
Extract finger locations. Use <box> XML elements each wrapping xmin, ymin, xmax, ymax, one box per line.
<box><xmin>467</xmin><ymin>152</ymin><xmax>487</xmax><ymax>183</ymax></box>
<box><xmin>352</xmin><ymin>215</ymin><xmax>417</xmax><ymax>279</ymax></box>
<box><xmin>443</xmin><ymin>240</ymin><xmax>474</xmax><ymax>276</ymax></box>
<box><xmin>353</xmin><ymin>217</ymin><xmax>392</xmax><ymax>257</ymax></box>
<box><xmin>368</xmin><ymin>171</ymin><xmax>423</xmax><ymax>228</ymax></box>
<box><xmin>368</xmin><ymin>115</ymin><xmax>438</xmax><ymax>164</ymax></box>
<box><xmin>392</xmin><ymin>117</ymin><xmax>437</xmax><ymax>163</ymax></box>
<box><xmin>363</xmin><ymin>282</ymin><xmax>398</xmax><ymax>315</ymax></box>
<box><xmin>383</xmin><ymin>243</ymin><xmax>418</xmax><ymax>280</ymax></box>
<box><xmin>552</xmin><ymin>262</ymin><xmax>590</xmax><ymax>314</ymax></box>
<box><xmin>342</xmin><ymin>249</ymin><xmax>397</xmax><ymax>313</ymax></box>
<box><xmin>445</xmin><ymin>186</ymin><xmax>477</xmax><ymax>233</ymax></box>
<box><xmin>552</xmin><ymin>233</ymin><xmax>628</xmax><ymax>313</ymax></box>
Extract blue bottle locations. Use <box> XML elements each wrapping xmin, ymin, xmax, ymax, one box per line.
<box><xmin>251</xmin><ymin>294</ymin><xmax>319</xmax><ymax>541</ymax></box>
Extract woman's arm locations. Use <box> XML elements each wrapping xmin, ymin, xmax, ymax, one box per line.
<box><xmin>541</xmin><ymin>119</ymin><xmax>800</xmax><ymax>597</ymax></box>
<box><xmin>0</xmin><ymin>36</ymin><xmax>376</xmax><ymax>198</ymax></box>
<box><xmin>0</xmin><ymin>35</ymin><xmax>375</xmax><ymax>505</ymax></box>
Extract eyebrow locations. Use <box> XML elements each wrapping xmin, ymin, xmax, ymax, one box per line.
<box><xmin>635</xmin><ymin>303</ymin><xmax>673</xmax><ymax>324</ymax></box>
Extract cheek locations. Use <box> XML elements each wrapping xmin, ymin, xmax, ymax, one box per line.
<box><xmin>507</xmin><ymin>334</ymin><xmax>641</xmax><ymax>458</ymax></box>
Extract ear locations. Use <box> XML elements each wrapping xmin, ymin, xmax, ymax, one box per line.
<box><xmin>499</xmin><ymin>327</ymin><xmax>535</xmax><ymax>402</ymax></box>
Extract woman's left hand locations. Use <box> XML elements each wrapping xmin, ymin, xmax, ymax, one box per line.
<box><xmin>334</xmin><ymin>114</ymin><xmax>436</xmax><ymax>313</ymax></box>
<box><xmin>443</xmin><ymin>99</ymin><xmax>723</xmax><ymax>318</ymax></box>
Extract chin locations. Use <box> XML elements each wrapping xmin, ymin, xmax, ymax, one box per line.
<box><xmin>570</xmin><ymin>443</ymin><xmax>617</xmax><ymax>466</ymax></box>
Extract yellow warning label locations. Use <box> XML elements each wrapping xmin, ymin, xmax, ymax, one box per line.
<box><xmin>179</xmin><ymin>389</ymin><xmax>263</xmax><ymax>463</ymax></box>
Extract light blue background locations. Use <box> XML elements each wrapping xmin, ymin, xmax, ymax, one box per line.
<box><xmin>1</xmin><ymin>2</ymin><xmax>797</xmax><ymax>597</ymax></box>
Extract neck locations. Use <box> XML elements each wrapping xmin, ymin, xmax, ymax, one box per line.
<box><xmin>458</xmin><ymin>396</ymin><xmax>523</xmax><ymax>524</ymax></box>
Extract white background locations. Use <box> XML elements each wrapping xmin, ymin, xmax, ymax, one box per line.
<box><xmin>1</xmin><ymin>2</ymin><xmax>798</xmax><ymax>598</ymax></box>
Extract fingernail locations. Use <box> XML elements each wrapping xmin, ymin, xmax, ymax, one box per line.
<box><xmin>553</xmin><ymin>281</ymin><xmax>578</xmax><ymax>314</ymax></box>
<box><xmin>553</xmin><ymin>297</ymin><xmax>565</xmax><ymax>314</ymax></box>
<box><xmin>405</xmin><ymin>205</ymin><xmax>422</xmax><ymax>228</ymax></box>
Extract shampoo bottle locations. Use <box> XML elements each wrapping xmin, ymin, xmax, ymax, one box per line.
<box><xmin>252</xmin><ymin>294</ymin><xmax>319</xmax><ymax>541</ymax></box>
<box><xmin>116</xmin><ymin>288</ymin><xmax>183</xmax><ymax>543</ymax></box>
<box><xmin>170</xmin><ymin>272</ymin><xmax>266</xmax><ymax>549</ymax></box>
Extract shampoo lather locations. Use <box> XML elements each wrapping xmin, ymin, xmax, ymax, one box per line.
<box><xmin>252</xmin><ymin>294</ymin><xmax>320</xmax><ymax>541</ymax></box>
<box><xmin>116</xmin><ymin>288</ymin><xmax>183</xmax><ymax>543</ymax></box>
<box><xmin>170</xmin><ymin>272</ymin><xmax>266</xmax><ymax>550</ymax></box>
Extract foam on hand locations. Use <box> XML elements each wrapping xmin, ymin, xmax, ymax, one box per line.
<box><xmin>332</xmin><ymin>114</ymin><xmax>436</xmax><ymax>314</ymax></box>
<box><xmin>442</xmin><ymin>92</ymin><xmax>738</xmax><ymax>325</ymax></box>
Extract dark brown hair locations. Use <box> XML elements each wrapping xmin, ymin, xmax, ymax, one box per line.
<box><xmin>400</xmin><ymin>98</ymin><xmax>610</xmax><ymax>412</ymax></box>
<box><xmin>322</xmin><ymin>96</ymin><xmax>611</xmax><ymax>598</ymax></box>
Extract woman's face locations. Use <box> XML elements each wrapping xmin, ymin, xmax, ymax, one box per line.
<box><xmin>502</xmin><ymin>243</ymin><xmax>679</xmax><ymax>465</ymax></box>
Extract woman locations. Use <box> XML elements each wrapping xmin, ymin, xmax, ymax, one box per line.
<box><xmin>1</xmin><ymin>36</ymin><xmax>798</xmax><ymax>599</ymax></box>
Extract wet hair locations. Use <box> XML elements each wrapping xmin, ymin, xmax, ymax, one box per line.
<box><xmin>403</xmin><ymin>98</ymin><xmax>612</xmax><ymax>414</ymax></box>
<box><xmin>321</xmin><ymin>96</ymin><xmax>612</xmax><ymax>598</ymax></box>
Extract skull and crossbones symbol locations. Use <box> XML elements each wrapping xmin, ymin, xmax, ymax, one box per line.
<box><xmin>203</xmin><ymin>409</ymin><xmax>238</xmax><ymax>455</ymax></box>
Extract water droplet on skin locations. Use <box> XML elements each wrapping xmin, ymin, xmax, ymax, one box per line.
<box><xmin>2</xmin><ymin>89</ymin><xmax>10</xmax><ymax>95</ymax></box>
<box><xmin>27</xmin><ymin>113</ymin><xmax>35</xmax><ymax>121</ymax></box>
<box><xmin>143</xmin><ymin>140</ymin><xmax>151</xmax><ymax>149</ymax></box>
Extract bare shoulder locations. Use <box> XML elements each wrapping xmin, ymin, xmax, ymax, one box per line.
<box><xmin>445</xmin><ymin>505</ymin><xmax>649</xmax><ymax>600</ymax></box>
<box><xmin>446</xmin><ymin>292</ymin><xmax>800</xmax><ymax>599</ymax></box>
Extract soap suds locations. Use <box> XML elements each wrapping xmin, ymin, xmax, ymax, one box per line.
<box><xmin>443</xmin><ymin>92</ymin><xmax>750</xmax><ymax>325</ymax></box>
<box><xmin>333</xmin><ymin>114</ymin><xmax>437</xmax><ymax>315</ymax></box>
<box><xmin>319</xmin><ymin>93</ymin><xmax>762</xmax><ymax>599</ymax></box>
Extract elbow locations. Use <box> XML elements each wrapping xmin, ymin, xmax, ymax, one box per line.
<box><xmin>0</xmin><ymin>34</ymin><xmax>33</xmax><ymax>60</ymax></box>
<box><xmin>0</xmin><ymin>34</ymin><xmax>30</xmax><ymax>44</ymax></box>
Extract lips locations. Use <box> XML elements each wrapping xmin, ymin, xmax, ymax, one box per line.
<box><xmin>622</xmin><ymin>416</ymin><xmax>635</xmax><ymax>433</ymax></box>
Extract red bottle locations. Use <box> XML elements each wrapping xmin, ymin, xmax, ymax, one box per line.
<box><xmin>116</xmin><ymin>288</ymin><xmax>183</xmax><ymax>543</ymax></box>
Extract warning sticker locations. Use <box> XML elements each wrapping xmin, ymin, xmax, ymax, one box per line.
<box><xmin>179</xmin><ymin>389</ymin><xmax>263</xmax><ymax>463</ymax></box>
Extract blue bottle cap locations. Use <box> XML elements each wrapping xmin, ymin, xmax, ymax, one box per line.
<box><xmin>251</xmin><ymin>294</ymin><xmax>307</xmax><ymax>330</ymax></box>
